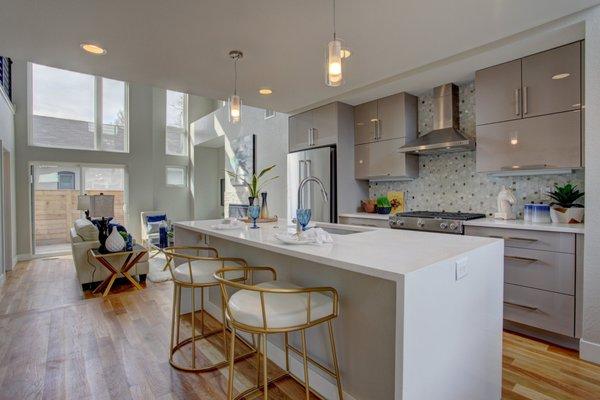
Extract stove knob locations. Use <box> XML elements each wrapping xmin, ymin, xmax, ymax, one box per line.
<box><xmin>449</xmin><ymin>223</ymin><xmax>457</xmax><ymax>230</ymax></box>
<box><xmin>417</xmin><ymin>219</ymin><xmax>425</xmax><ymax>228</ymax></box>
<box><xmin>398</xmin><ymin>220</ymin><xmax>405</xmax><ymax>227</ymax></box>
<box><xmin>439</xmin><ymin>222</ymin><xmax>448</xmax><ymax>230</ymax></box>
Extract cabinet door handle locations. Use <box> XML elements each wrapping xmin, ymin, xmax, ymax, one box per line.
<box><xmin>504</xmin><ymin>301</ymin><xmax>539</xmax><ymax>312</ymax></box>
<box><xmin>375</xmin><ymin>119</ymin><xmax>381</xmax><ymax>140</ymax></box>
<box><xmin>307</xmin><ymin>128</ymin><xmax>312</xmax><ymax>146</ymax></box>
<box><xmin>514</xmin><ymin>88</ymin><xmax>521</xmax><ymax>115</ymax></box>
<box><xmin>488</xmin><ymin>235</ymin><xmax>538</xmax><ymax>243</ymax></box>
<box><xmin>523</xmin><ymin>86</ymin><xmax>529</xmax><ymax>115</ymax></box>
<box><xmin>505</xmin><ymin>255</ymin><xmax>539</xmax><ymax>263</ymax></box>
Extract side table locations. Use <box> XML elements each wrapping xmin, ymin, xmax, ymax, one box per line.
<box><xmin>88</xmin><ymin>244</ymin><xmax>148</xmax><ymax>297</ymax></box>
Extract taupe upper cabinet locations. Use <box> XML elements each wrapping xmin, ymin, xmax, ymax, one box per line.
<box><xmin>354</xmin><ymin>100</ymin><xmax>378</xmax><ymax>145</ymax></box>
<box><xmin>476</xmin><ymin>41</ymin><xmax>582</xmax><ymax>126</ymax></box>
<box><xmin>354</xmin><ymin>93</ymin><xmax>417</xmax><ymax>145</ymax></box>
<box><xmin>522</xmin><ymin>42</ymin><xmax>581</xmax><ymax>118</ymax></box>
<box><xmin>354</xmin><ymin>92</ymin><xmax>419</xmax><ymax>180</ymax></box>
<box><xmin>289</xmin><ymin>102</ymin><xmax>338</xmax><ymax>152</ymax></box>
<box><xmin>475</xmin><ymin>59</ymin><xmax>522</xmax><ymax>126</ymax></box>
<box><xmin>476</xmin><ymin>110</ymin><xmax>581</xmax><ymax>173</ymax></box>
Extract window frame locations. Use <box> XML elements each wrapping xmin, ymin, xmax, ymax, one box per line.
<box><xmin>165</xmin><ymin>165</ymin><xmax>188</xmax><ymax>188</ymax></box>
<box><xmin>27</xmin><ymin>63</ymin><xmax>130</xmax><ymax>153</ymax></box>
<box><xmin>165</xmin><ymin>90</ymin><xmax>189</xmax><ymax>157</ymax></box>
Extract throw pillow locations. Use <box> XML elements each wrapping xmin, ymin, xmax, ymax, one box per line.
<box><xmin>147</xmin><ymin>214</ymin><xmax>167</xmax><ymax>223</ymax></box>
<box><xmin>74</xmin><ymin>218</ymin><xmax>99</xmax><ymax>242</ymax></box>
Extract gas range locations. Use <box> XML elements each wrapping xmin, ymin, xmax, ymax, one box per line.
<box><xmin>389</xmin><ymin>211</ymin><xmax>486</xmax><ymax>234</ymax></box>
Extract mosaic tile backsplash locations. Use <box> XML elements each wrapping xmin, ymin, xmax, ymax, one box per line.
<box><xmin>369</xmin><ymin>82</ymin><xmax>585</xmax><ymax>217</ymax></box>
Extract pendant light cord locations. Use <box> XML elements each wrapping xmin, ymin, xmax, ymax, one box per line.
<box><xmin>233</xmin><ymin>58</ymin><xmax>238</xmax><ymax>95</ymax></box>
<box><xmin>332</xmin><ymin>0</ymin><xmax>336</xmax><ymax>40</ymax></box>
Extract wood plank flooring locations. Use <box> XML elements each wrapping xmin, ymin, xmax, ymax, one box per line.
<box><xmin>1</xmin><ymin>256</ymin><xmax>600</xmax><ymax>399</ymax></box>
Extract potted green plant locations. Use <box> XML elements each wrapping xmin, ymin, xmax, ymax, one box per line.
<box><xmin>546</xmin><ymin>183</ymin><xmax>584</xmax><ymax>223</ymax></box>
<box><xmin>376</xmin><ymin>196</ymin><xmax>392</xmax><ymax>215</ymax></box>
<box><xmin>226</xmin><ymin>165</ymin><xmax>278</xmax><ymax>206</ymax></box>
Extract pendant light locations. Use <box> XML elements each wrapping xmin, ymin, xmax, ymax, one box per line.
<box><xmin>326</xmin><ymin>0</ymin><xmax>343</xmax><ymax>87</ymax></box>
<box><xmin>228</xmin><ymin>50</ymin><xmax>243</xmax><ymax>123</ymax></box>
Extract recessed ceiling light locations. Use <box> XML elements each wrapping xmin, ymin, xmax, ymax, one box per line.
<box><xmin>259</xmin><ymin>88</ymin><xmax>273</xmax><ymax>95</ymax></box>
<box><xmin>552</xmin><ymin>73</ymin><xmax>570</xmax><ymax>80</ymax></box>
<box><xmin>341</xmin><ymin>49</ymin><xmax>352</xmax><ymax>58</ymax></box>
<box><xmin>81</xmin><ymin>43</ymin><xmax>107</xmax><ymax>55</ymax></box>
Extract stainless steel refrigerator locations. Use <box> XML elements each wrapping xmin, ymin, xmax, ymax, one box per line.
<box><xmin>287</xmin><ymin>146</ymin><xmax>337</xmax><ymax>223</ymax></box>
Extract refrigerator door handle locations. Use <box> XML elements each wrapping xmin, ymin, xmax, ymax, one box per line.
<box><xmin>305</xmin><ymin>160</ymin><xmax>312</xmax><ymax>209</ymax></box>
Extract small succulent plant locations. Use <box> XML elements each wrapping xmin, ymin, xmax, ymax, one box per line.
<box><xmin>376</xmin><ymin>196</ymin><xmax>391</xmax><ymax>208</ymax></box>
<box><xmin>546</xmin><ymin>183</ymin><xmax>584</xmax><ymax>208</ymax></box>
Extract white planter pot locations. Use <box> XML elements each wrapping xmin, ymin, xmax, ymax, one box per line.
<box><xmin>550</xmin><ymin>206</ymin><xmax>584</xmax><ymax>224</ymax></box>
<box><xmin>105</xmin><ymin>228</ymin><xmax>126</xmax><ymax>252</ymax></box>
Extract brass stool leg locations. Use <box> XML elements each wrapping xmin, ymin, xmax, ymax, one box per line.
<box><xmin>191</xmin><ymin>286</ymin><xmax>196</xmax><ymax>369</ymax></box>
<box><xmin>328</xmin><ymin>320</ymin><xmax>343</xmax><ymax>400</ymax></box>
<box><xmin>300</xmin><ymin>329</ymin><xmax>310</xmax><ymax>400</ymax></box>
<box><xmin>227</xmin><ymin>326</ymin><xmax>236</xmax><ymax>400</ymax></box>
<box><xmin>201</xmin><ymin>286</ymin><xmax>205</xmax><ymax>336</ymax></box>
<box><xmin>175</xmin><ymin>285</ymin><xmax>181</xmax><ymax>344</ymax></box>
<box><xmin>255</xmin><ymin>333</ymin><xmax>261</xmax><ymax>387</ymax></box>
<box><xmin>169</xmin><ymin>283</ymin><xmax>178</xmax><ymax>362</ymax></box>
<box><xmin>284</xmin><ymin>332</ymin><xmax>290</xmax><ymax>372</ymax></box>
<box><xmin>262</xmin><ymin>333</ymin><xmax>268</xmax><ymax>400</ymax></box>
<box><xmin>221</xmin><ymin>293</ymin><xmax>227</xmax><ymax>359</ymax></box>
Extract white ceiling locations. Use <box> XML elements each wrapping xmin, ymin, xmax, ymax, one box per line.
<box><xmin>0</xmin><ymin>0</ymin><xmax>598</xmax><ymax>113</ymax></box>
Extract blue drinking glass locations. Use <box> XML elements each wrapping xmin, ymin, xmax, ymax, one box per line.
<box><xmin>248</xmin><ymin>205</ymin><xmax>261</xmax><ymax>229</ymax></box>
<box><xmin>296</xmin><ymin>209</ymin><xmax>312</xmax><ymax>231</ymax></box>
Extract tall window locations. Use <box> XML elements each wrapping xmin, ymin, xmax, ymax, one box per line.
<box><xmin>30</xmin><ymin>63</ymin><xmax>129</xmax><ymax>153</ymax></box>
<box><xmin>166</xmin><ymin>90</ymin><xmax>188</xmax><ymax>156</ymax></box>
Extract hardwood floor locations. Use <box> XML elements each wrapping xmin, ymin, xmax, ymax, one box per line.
<box><xmin>1</xmin><ymin>256</ymin><xmax>599</xmax><ymax>400</ymax></box>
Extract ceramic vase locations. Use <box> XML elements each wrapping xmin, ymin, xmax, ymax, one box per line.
<box><xmin>550</xmin><ymin>206</ymin><xmax>584</xmax><ymax>224</ymax></box>
<box><xmin>105</xmin><ymin>228</ymin><xmax>126</xmax><ymax>252</ymax></box>
<box><xmin>260</xmin><ymin>192</ymin><xmax>269</xmax><ymax>219</ymax></box>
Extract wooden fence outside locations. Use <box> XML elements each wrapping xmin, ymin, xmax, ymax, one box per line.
<box><xmin>34</xmin><ymin>190</ymin><xmax>125</xmax><ymax>247</ymax></box>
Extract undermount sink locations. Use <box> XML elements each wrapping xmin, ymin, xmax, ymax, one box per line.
<box><xmin>314</xmin><ymin>224</ymin><xmax>369</xmax><ymax>235</ymax></box>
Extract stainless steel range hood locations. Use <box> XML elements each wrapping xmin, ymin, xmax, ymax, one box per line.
<box><xmin>399</xmin><ymin>83</ymin><xmax>475</xmax><ymax>155</ymax></box>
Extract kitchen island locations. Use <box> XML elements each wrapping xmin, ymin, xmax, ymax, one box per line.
<box><xmin>173</xmin><ymin>220</ymin><xmax>504</xmax><ymax>400</ymax></box>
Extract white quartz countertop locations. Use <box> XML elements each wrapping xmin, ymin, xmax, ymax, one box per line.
<box><xmin>338</xmin><ymin>212</ymin><xmax>390</xmax><ymax>220</ymax></box>
<box><xmin>464</xmin><ymin>218</ymin><xmax>585</xmax><ymax>234</ymax></box>
<box><xmin>173</xmin><ymin>220</ymin><xmax>502</xmax><ymax>281</ymax></box>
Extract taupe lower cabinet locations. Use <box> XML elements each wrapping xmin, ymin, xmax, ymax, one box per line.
<box><xmin>354</xmin><ymin>93</ymin><xmax>418</xmax><ymax>180</ymax></box>
<box><xmin>476</xmin><ymin>110</ymin><xmax>581</xmax><ymax>173</ymax></box>
<box><xmin>289</xmin><ymin>102</ymin><xmax>338</xmax><ymax>152</ymax></box>
<box><xmin>475</xmin><ymin>41</ymin><xmax>583</xmax><ymax>173</ymax></box>
<box><xmin>465</xmin><ymin>226</ymin><xmax>581</xmax><ymax>340</ymax></box>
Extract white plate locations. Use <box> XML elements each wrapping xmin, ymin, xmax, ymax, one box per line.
<box><xmin>210</xmin><ymin>223</ymin><xmax>245</xmax><ymax>230</ymax></box>
<box><xmin>274</xmin><ymin>233</ymin><xmax>316</xmax><ymax>245</ymax></box>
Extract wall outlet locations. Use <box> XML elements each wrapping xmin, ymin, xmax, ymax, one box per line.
<box><xmin>455</xmin><ymin>258</ymin><xmax>468</xmax><ymax>281</ymax></box>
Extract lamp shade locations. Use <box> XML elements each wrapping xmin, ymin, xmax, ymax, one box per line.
<box><xmin>89</xmin><ymin>194</ymin><xmax>115</xmax><ymax>218</ymax></box>
<box><xmin>77</xmin><ymin>195</ymin><xmax>91</xmax><ymax>210</ymax></box>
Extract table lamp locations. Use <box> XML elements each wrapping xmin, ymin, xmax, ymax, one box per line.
<box><xmin>89</xmin><ymin>194</ymin><xmax>115</xmax><ymax>253</ymax></box>
<box><xmin>77</xmin><ymin>194</ymin><xmax>92</xmax><ymax>220</ymax></box>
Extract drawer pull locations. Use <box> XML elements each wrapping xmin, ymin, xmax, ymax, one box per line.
<box><xmin>489</xmin><ymin>235</ymin><xmax>538</xmax><ymax>243</ymax></box>
<box><xmin>504</xmin><ymin>301</ymin><xmax>539</xmax><ymax>312</ymax></box>
<box><xmin>504</xmin><ymin>255</ymin><xmax>539</xmax><ymax>263</ymax></box>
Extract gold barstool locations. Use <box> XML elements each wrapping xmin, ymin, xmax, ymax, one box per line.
<box><xmin>163</xmin><ymin>246</ymin><xmax>256</xmax><ymax>372</ymax></box>
<box><xmin>214</xmin><ymin>266</ymin><xmax>343</xmax><ymax>400</ymax></box>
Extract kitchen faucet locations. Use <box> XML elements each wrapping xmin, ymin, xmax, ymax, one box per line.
<box><xmin>295</xmin><ymin>176</ymin><xmax>329</xmax><ymax>234</ymax></box>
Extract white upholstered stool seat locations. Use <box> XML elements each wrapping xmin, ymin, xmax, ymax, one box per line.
<box><xmin>173</xmin><ymin>260</ymin><xmax>244</xmax><ymax>284</ymax></box>
<box><xmin>228</xmin><ymin>281</ymin><xmax>334</xmax><ymax>329</ymax></box>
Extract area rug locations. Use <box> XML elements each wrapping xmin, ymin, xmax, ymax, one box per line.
<box><xmin>147</xmin><ymin>254</ymin><xmax>172</xmax><ymax>282</ymax></box>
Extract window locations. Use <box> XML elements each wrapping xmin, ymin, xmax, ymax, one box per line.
<box><xmin>166</xmin><ymin>166</ymin><xmax>187</xmax><ymax>187</ymax></box>
<box><xmin>166</xmin><ymin>90</ymin><xmax>188</xmax><ymax>156</ymax></box>
<box><xmin>0</xmin><ymin>56</ymin><xmax>12</xmax><ymax>100</ymax></box>
<box><xmin>30</xmin><ymin>63</ymin><xmax>129</xmax><ymax>152</ymax></box>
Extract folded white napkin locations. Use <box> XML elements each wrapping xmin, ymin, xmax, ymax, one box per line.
<box><xmin>299</xmin><ymin>227</ymin><xmax>333</xmax><ymax>244</ymax></box>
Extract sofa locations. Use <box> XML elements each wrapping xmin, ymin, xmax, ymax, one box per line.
<box><xmin>70</xmin><ymin>219</ymin><xmax>149</xmax><ymax>291</ymax></box>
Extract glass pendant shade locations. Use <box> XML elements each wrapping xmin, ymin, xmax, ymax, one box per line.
<box><xmin>326</xmin><ymin>39</ymin><xmax>343</xmax><ymax>87</ymax></box>
<box><xmin>229</xmin><ymin>94</ymin><xmax>241</xmax><ymax>124</ymax></box>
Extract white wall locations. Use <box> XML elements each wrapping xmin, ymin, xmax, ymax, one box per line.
<box><xmin>0</xmin><ymin>86</ymin><xmax>16</xmax><ymax>273</ymax></box>
<box><xmin>11</xmin><ymin>60</ymin><xmax>214</xmax><ymax>257</ymax></box>
<box><xmin>193</xmin><ymin>105</ymin><xmax>289</xmax><ymax>220</ymax></box>
<box><xmin>581</xmin><ymin>5</ymin><xmax>600</xmax><ymax>364</ymax></box>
